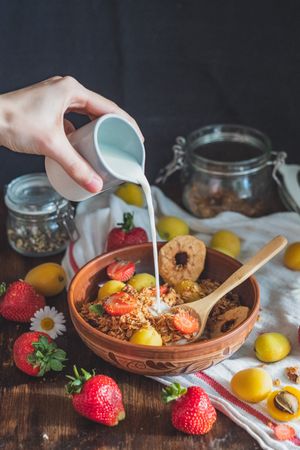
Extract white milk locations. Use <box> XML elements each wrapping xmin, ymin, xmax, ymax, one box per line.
<box><xmin>101</xmin><ymin>145</ymin><xmax>162</xmax><ymax>311</ymax></box>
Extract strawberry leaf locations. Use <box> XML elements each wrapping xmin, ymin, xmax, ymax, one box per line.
<box><xmin>117</xmin><ymin>212</ymin><xmax>135</xmax><ymax>232</ymax></box>
<box><xmin>50</xmin><ymin>359</ymin><xmax>63</xmax><ymax>372</ymax></box>
<box><xmin>65</xmin><ymin>366</ymin><xmax>95</xmax><ymax>394</ymax></box>
<box><xmin>162</xmin><ymin>382</ymin><xmax>187</xmax><ymax>403</ymax></box>
<box><xmin>53</xmin><ymin>349</ymin><xmax>68</xmax><ymax>360</ymax></box>
<box><xmin>89</xmin><ymin>304</ymin><xmax>104</xmax><ymax>316</ymax></box>
<box><xmin>28</xmin><ymin>336</ymin><xmax>67</xmax><ymax>376</ymax></box>
<box><xmin>0</xmin><ymin>282</ymin><xmax>6</xmax><ymax>296</ymax></box>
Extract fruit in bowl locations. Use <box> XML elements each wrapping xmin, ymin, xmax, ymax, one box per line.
<box><xmin>68</xmin><ymin>239</ymin><xmax>260</xmax><ymax>376</ymax></box>
<box><xmin>79</xmin><ymin>236</ymin><xmax>250</xmax><ymax>346</ymax></box>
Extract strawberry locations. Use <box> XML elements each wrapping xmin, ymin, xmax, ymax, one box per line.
<box><xmin>106</xmin><ymin>212</ymin><xmax>148</xmax><ymax>251</ymax></box>
<box><xmin>123</xmin><ymin>228</ymin><xmax>148</xmax><ymax>246</ymax></box>
<box><xmin>268</xmin><ymin>422</ymin><xmax>296</xmax><ymax>441</ymax></box>
<box><xmin>107</xmin><ymin>259</ymin><xmax>136</xmax><ymax>282</ymax></box>
<box><xmin>13</xmin><ymin>331</ymin><xmax>67</xmax><ymax>376</ymax></box>
<box><xmin>173</xmin><ymin>310</ymin><xmax>199</xmax><ymax>334</ymax></box>
<box><xmin>0</xmin><ymin>280</ymin><xmax>45</xmax><ymax>322</ymax></box>
<box><xmin>162</xmin><ymin>383</ymin><xmax>217</xmax><ymax>435</ymax></box>
<box><xmin>106</xmin><ymin>228</ymin><xmax>125</xmax><ymax>251</ymax></box>
<box><xmin>150</xmin><ymin>284</ymin><xmax>169</xmax><ymax>296</ymax></box>
<box><xmin>103</xmin><ymin>291</ymin><xmax>136</xmax><ymax>316</ymax></box>
<box><xmin>66</xmin><ymin>366</ymin><xmax>125</xmax><ymax>426</ymax></box>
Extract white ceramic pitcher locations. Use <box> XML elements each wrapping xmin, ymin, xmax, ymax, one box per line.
<box><xmin>45</xmin><ymin>114</ymin><xmax>145</xmax><ymax>202</ymax></box>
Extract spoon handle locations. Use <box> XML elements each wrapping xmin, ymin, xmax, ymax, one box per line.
<box><xmin>199</xmin><ymin>235</ymin><xmax>287</xmax><ymax>312</ymax></box>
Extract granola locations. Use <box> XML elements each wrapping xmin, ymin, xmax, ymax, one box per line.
<box><xmin>285</xmin><ymin>367</ymin><xmax>300</xmax><ymax>384</ymax></box>
<box><xmin>80</xmin><ymin>278</ymin><xmax>243</xmax><ymax>345</ymax></box>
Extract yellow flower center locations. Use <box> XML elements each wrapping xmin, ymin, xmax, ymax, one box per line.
<box><xmin>40</xmin><ymin>317</ymin><xmax>55</xmax><ymax>331</ymax></box>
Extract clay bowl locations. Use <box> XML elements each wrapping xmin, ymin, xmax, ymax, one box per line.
<box><xmin>68</xmin><ymin>243</ymin><xmax>260</xmax><ymax>376</ymax></box>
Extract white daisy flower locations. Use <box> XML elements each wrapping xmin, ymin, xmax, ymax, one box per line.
<box><xmin>30</xmin><ymin>306</ymin><xmax>66</xmax><ymax>339</ymax></box>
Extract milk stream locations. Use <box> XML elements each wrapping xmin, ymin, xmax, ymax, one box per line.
<box><xmin>101</xmin><ymin>145</ymin><xmax>162</xmax><ymax>311</ymax></box>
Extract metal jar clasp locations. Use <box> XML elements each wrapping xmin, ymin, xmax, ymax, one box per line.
<box><xmin>56</xmin><ymin>203</ymin><xmax>80</xmax><ymax>242</ymax></box>
<box><xmin>155</xmin><ymin>136</ymin><xmax>186</xmax><ymax>184</ymax></box>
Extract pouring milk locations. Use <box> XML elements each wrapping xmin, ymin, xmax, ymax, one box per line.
<box><xmin>45</xmin><ymin>114</ymin><xmax>163</xmax><ymax>311</ymax></box>
<box><xmin>101</xmin><ymin>144</ymin><xmax>162</xmax><ymax>311</ymax></box>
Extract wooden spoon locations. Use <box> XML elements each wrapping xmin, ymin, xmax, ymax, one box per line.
<box><xmin>173</xmin><ymin>235</ymin><xmax>287</xmax><ymax>341</ymax></box>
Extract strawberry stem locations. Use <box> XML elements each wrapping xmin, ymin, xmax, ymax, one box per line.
<box><xmin>117</xmin><ymin>212</ymin><xmax>135</xmax><ymax>232</ymax></box>
<box><xmin>0</xmin><ymin>282</ymin><xmax>6</xmax><ymax>296</ymax></box>
<box><xmin>65</xmin><ymin>366</ymin><xmax>95</xmax><ymax>394</ymax></box>
<box><xmin>162</xmin><ymin>382</ymin><xmax>187</xmax><ymax>403</ymax></box>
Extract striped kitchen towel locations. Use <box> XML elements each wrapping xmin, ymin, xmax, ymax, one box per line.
<box><xmin>62</xmin><ymin>186</ymin><xmax>300</xmax><ymax>450</ymax></box>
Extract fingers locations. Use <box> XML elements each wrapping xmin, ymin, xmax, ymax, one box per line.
<box><xmin>84</xmin><ymin>88</ymin><xmax>144</xmax><ymax>141</ymax></box>
<box><xmin>58</xmin><ymin>76</ymin><xmax>144</xmax><ymax>142</ymax></box>
<box><xmin>63</xmin><ymin>118</ymin><xmax>76</xmax><ymax>135</ymax></box>
<box><xmin>51</xmin><ymin>134</ymin><xmax>103</xmax><ymax>193</ymax></box>
<box><xmin>41</xmin><ymin>76</ymin><xmax>63</xmax><ymax>84</ymax></box>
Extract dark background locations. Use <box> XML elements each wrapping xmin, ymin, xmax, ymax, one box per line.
<box><xmin>0</xmin><ymin>0</ymin><xmax>299</xmax><ymax>186</ymax></box>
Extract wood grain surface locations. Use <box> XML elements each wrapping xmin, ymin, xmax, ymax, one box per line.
<box><xmin>0</xmin><ymin>195</ymin><xmax>262</xmax><ymax>450</ymax></box>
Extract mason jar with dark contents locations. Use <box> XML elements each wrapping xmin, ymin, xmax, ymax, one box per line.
<box><xmin>157</xmin><ymin>125</ymin><xmax>285</xmax><ymax>218</ymax></box>
<box><xmin>5</xmin><ymin>173</ymin><xmax>78</xmax><ymax>257</ymax></box>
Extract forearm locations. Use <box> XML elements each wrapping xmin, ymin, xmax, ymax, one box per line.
<box><xmin>0</xmin><ymin>94</ymin><xmax>12</xmax><ymax>148</ymax></box>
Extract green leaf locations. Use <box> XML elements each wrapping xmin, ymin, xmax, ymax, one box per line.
<box><xmin>117</xmin><ymin>212</ymin><xmax>135</xmax><ymax>232</ymax></box>
<box><xmin>89</xmin><ymin>304</ymin><xmax>104</xmax><ymax>316</ymax></box>
<box><xmin>65</xmin><ymin>366</ymin><xmax>94</xmax><ymax>395</ymax></box>
<box><xmin>50</xmin><ymin>359</ymin><xmax>63</xmax><ymax>372</ymax></box>
<box><xmin>39</xmin><ymin>336</ymin><xmax>49</xmax><ymax>346</ymax></box>
<box><xmin>0</xmin><ymin>282</ymin><xmax>6</xmax><ymax>296</ymax></box>
<box><xmin>53</xmin><ymin>349</ymin><xmax>67</xmax><ymax>360</ymax></box>
<box><xmin>27</xmin><ymin>354</ymin><xmax>36</xmax><ymax>364</ymax></box>
<box><xmin>66</xmin><ymin>375</ymin><xmax>75</xmax><ymax>381</ymax></box>
<box><xmin>47</xmin><ymin>343</ymin><xmax>57</xmax><ymax>353</ymax></box>
<box><xmin>27</xmin><ymin>335</ymin><xmax>67</xmax><ymax>376</ymax></box>
<box><xmin>81</xmin><ymin>368</ymin><xmax>94</xmax><ymax>380</ymax></box>
<box><xmin>38</xmin><ymin>362</ymin><xmax>47</xmax><ymax>377</ymax></box>
<box><xmin>162</xmin><ymin>383</ymin><xmax>187</xmax><ymax>404</ymax></box>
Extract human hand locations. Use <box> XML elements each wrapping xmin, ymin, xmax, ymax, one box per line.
<box><xmin>0</xmin><ymin>76</ymin><xmax>143</xmax><ymax>193</ymax></box>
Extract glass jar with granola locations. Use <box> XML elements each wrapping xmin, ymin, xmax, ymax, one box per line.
<box><xmin>157</xmin><ymin>124</ymin><xmax>286</xmax><ymax>218</ymax></box>
<box><xmin>5</xmin><ymin>173</ymin><xmax>78</xmax><ymax>257</ymax></box>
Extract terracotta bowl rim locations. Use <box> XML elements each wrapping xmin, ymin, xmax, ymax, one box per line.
<box><xmin>68</xmin><ymin>243</ymin><xmax>260</xmax><ymax>352</ymax></box>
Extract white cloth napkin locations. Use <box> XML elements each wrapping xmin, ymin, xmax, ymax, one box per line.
<box><xmin>62</xmin><ymin>186</ymin><xmax>300</xmax><ymax>450</ymax></box>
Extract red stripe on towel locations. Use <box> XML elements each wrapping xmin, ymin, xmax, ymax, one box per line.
<box><xmin>196</xmin><ymin>371</ymin><xmax>300</xmax><ymax>445</ymax></box>
<box><xmin>68</xmin><ymin>241</ymin><xmax>80</xmax><ymax>273</ymax></box>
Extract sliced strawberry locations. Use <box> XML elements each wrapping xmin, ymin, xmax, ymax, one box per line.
<box><xmin>272</xmin><ymin>423</ymin><xmax>296</xmax><ymax>441</ymax></box>
<box><xmin>103</xmin><ymin>292</ymin><xmax>137</xmax><ymax>316</ymax></box>
<box><xmin>173</xmin><ymin>310</ymin><xmax>199</xmax><ymax>334</ymax></box>
<box><xmin>159</xmin><ymin>284</ymin><xmax>169</xmax><ymax>295</ymax></box>
<box><xmin>107</xmin><ymin>259</ymin><xmax>135</xmax><ymax>282</ymax></box>
<box><xmin>149</xmin><ymin>284</ymin><xmax>169</xmax><ymax>296</ymax></box>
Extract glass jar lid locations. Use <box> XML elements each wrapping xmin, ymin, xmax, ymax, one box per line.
<box><xmin>186</xmin><ymin>124</ymin><xmax>272</xmax><ymax>176</ymax></box>
<box><xmin>5</xmin><ymin>173</ymin><xmax>69</xmax><ymax>215</ymax></box>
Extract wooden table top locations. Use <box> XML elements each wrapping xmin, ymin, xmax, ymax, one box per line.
<box><xmin>0</xmin><ymin>195</ymin><xmax>263</xmax><ymax>450</ymax></box>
